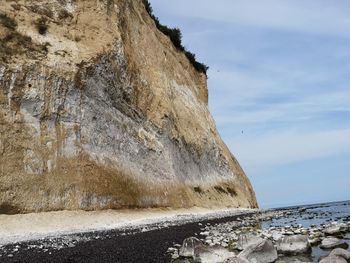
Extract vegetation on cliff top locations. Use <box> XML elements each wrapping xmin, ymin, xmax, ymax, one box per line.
<box><xmin>142</xmin><ymin>0</ymin><xmax>209</xmax><ymax>75</ymax></box>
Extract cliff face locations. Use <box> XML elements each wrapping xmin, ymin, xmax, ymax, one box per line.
<box><xmin>0</xmin><ymin>0</ymin><xmax>257</xmax><ymax>213</ymax></box>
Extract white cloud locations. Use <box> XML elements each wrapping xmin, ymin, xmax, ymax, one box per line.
<box><xmin>229</xmin><ymin>128</ymin><xmax>350</xmax><ymax>172</ymax></box>
<box><xmin>149</xmin><ymin>0</ymin><xmax>350</xmax><ymax>206</ymax></box>
<box><xmin>151</xmin><ymin>0</ymin><xmax>350</xmax><ymax>38</ymax></box>
<box><xmin>212</xmin><ymin>89</ymin><xmax>350</xmax><ymax>125</ymax></box>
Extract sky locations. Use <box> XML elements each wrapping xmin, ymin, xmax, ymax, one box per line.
<box><xmin>148</xmin><ymin>0</ymin><xmax>350</xmax><ymax>208</ymax></box>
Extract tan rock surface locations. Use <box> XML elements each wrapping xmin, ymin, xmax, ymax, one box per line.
<box><xmin>0</xmin><ymin>0</ymin><xmax>257</xmax><ymax>213</ymax></box>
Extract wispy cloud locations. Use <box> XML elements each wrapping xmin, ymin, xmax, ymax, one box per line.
<box><xmin>229</xmin><ymin>128</ymin><xmax>350</xmax><ymax>171</ymax></box>
<box><xmin>151</xmin><ymin>0</ymin><xmax>350</xmax><ymax>38</ymax></box>
<box><xmin>150</xmin><ymin>0</ymin><xmax>350</xmax><ymax>206</ymax></box>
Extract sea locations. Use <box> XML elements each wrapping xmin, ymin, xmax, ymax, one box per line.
<box><xmin>261</xmin><ymin>200</ymin><xmax>350</xmax><ymax>262</ymax></box>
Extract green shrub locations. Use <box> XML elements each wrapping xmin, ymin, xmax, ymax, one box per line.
<box><xmin>0</xmin><ymin>13</ymin><xmax>17</xmax><ymax>30</ymax></box>
<box><xmin>157</xmin><ymin>24</ymin><xmax>184</xmax><ymax>51</ymax></box>
<box><xmin>185</xmin><ymin>51</ymin><xmax>209</xmax><ymax>73</ymax></box>
<box><xmin>142</xmin><ymin>0</ymin><xmax>208</xmax><ymax>75</ymax></box>
<box><xmin>143</xmin><ymin>0</ymin><xmax>153</xmax><ymax>15</ymax></box>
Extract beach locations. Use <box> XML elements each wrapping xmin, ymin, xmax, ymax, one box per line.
<box><xmin>0</xmin><ymin>207</ymin><xmax>254</xmax><ymax>262</ymax></box>
<box><xmin>1</xmin><ymin>201</ymin><xmax>349</xmax><ymax>262</ymax></box>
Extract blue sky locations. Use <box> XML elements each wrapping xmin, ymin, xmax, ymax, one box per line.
<box><xmin>149</xmin><ymin>0</ymin><xmax>350</xmax><ymax>208</ymax></box>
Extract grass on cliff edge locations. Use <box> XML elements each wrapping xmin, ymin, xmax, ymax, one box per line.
<box><xmin>142</xmin><ymin>0</ymin><xmax>209</xmax><ymax>75</ymax></box>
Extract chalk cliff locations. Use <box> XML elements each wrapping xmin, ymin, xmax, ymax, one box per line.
<box><xmin>0</xmin><ymin>0</ymin><xmax>257</xmax><ymax>213</ymax></box>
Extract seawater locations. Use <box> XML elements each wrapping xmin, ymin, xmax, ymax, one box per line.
<box><xmin>262</xmin><ymin>200</ymin><xmax>350</xmax><ymax>262</ymax></box>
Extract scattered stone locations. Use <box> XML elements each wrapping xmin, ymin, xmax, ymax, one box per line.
<box><xmin>324</xmin><ymin>225</ymin><xmax>342</xmax><ymax>236</ymax></box>
<box><xmin>167</xmin><ymin>247</ymin><xmax>177</xmax><ymax>253</ymax></box>
<box><xmin>179</xmin><ymin>237</ymin><xmax>203</xmax><ymax>258</ymax></box>
<box><xmin>168</xmin><ymin>204</ymin><xmax>350</xmax><ymax>263</ymax></box>
<box><xmin>172</xmin><ymin>250</ymin><xmax>179</xmax><ymax>260</ymax></box>
<box><xmin>308</xmin><ymin>237</ymin><xmax>321</xmax><ymax>246</ymax></box>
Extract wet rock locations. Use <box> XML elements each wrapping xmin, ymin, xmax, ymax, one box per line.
<box><xmin>324</xmin><ymin>225</ymin><xmax>342</xmax><ymax>236</ymax></box>
<box><xmin>277</xmin><ymin>235</ymin><xmax>311</xmax><ymax>255</ymax></box>
<box><xmin>320</xmin><ymin>237</ymin><xmax>349</xmax><ymax>250</ymax></box>
<box><xmin>308</xmin><ymin>237</ymin><xmax>321</xmax><ymax>246</ymax></box>
<box><xmin>179</xmin><ymin>237</ymin><xmax>203</xmax><ymax>258</ymax></box>
<box><xmin>238</xmin><ymin>239</ymin><xmax>278</xmax><ymax>263</ymax></box>
<box><xmin>319</xmin><ymin>249</ymin><xmax>350</xmax><ymax>263</ymax></box>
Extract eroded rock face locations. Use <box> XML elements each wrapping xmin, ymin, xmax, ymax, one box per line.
<box><xmin>0</xmin><ymin>0</ymin><xmax>257</xmax><ymax>213</ymax></box>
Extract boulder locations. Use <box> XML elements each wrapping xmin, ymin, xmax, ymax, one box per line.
<box><xmin>237</xmin><ymin>233</ymin><xmax>264</xmax><ymax>251</ymax></box>
<box><xmin>319</xmin><ymin>248</ymin><xmax>350</xmax><ymax>263</ymax></box>
<box><xmin>329</xmin><ymin>248</ymin><xmax>350</xmax><ymax>260</ymax></box>
<box><xmin>324</xmin><ymin>225</ymin><xmax>342</xmax><ymax>236</ymax></box>
<box><xmin>179</xmin><ymin>237</ymin><xmax>203</xmax><ymax>258</ymax></box>
<box><xmin>276</xmin><ymin>257</ymin><xmax>312</xmax><ymax>263</ymax></box>
<box><xmin>238</xmin><ymin>239</ymin><xmax>278</xmax><ymax>263</ymax></box>
<box><xmin>319</xmin><ymin>255</ymin><xmax>347</xmax><ymax>263</ymax></box>
<box><xmin>277</xmin><ymin>235</ymin><xmax>311</xmax><ymax>255</ymax></box>
<box><xmin>271</xmin><ymin>230</ymin><xmax>284</xmax><ymax>241</ymax></box>
<box><xmin>193</xmin><ymin>245</ymin><xmax>235</xmax><ymax>263</ymax></box>
<box><xmin>320</xmin><ymin>238</ymin><xmax>349</xmax><ymax>250</ymax></box>
<box><xmin>224</xmin><ymin>257</ymin><xmax>249</xmax><ymax>263</ymax></box>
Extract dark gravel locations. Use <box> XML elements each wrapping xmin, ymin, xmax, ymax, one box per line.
<box><xmin>0</xmin><ymin>213</ymin><xmax>252</xmax><ymax>263</ymax></box>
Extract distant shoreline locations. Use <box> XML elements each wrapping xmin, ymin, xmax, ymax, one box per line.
<box><xmin>267</xmin><ymin>199</ymin><xmax>350</xmax><ymax>210</ymax></box>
